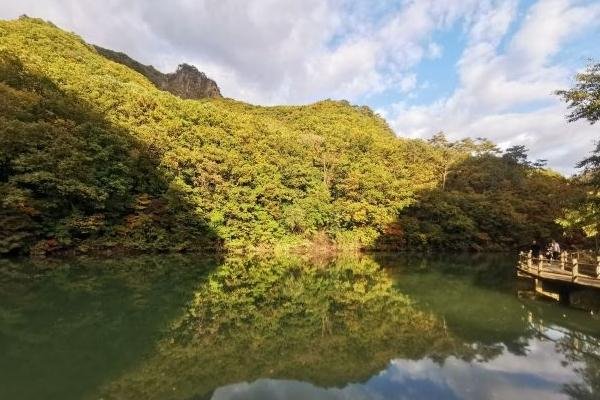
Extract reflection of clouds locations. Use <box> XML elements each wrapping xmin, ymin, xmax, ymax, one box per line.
<box><xmin>478</xmin><ymin>339</ymin><xmax>575</xmax><ymax>381</ymax></box>
<box><xmin>212</xmin><ymin>338</ymin><xmax>583</xmax><ymax>400</ymax></box>
<box><xmin>212</xmin><ymin>380</ymin><xmax>375</xmax><ymax>400</ymax></box>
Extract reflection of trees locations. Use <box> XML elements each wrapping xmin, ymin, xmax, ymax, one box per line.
<box><xmin>522</xmin><ymin>308</ymin><xmax>600</xmax><ymax>400</ymax></box>
<box><xmin>3</xmin><ymin>253</ymin><xmax>599</xmax><ymax>400</ymax></box>
<box><xmin>557</xmin><ymin>331</ymin><xmax>600</xmax><ymax>399</ymax></box>
<box><xmin>377</xmin><ymin>254</ymin><xmax>532</xmax><ymax>357</ymax></box>
<box><xmin>377</xmin><ymin>252</ymin><xmax>600</xmax><ymax>396</ymax></box>
<box><xmin>563</xmin><ymin>355</ymin><xmax>600</xmax><ymax>400</ymax></box>
<box><xmin>99</xmin><ymin>256</ymin><xmax>466</xmax><ymax>400</ymax></box>
<box><xmin>0</xmin><ymin>255</ymin><xmax>217</xmax><ymax>400</ymax></box>
<box><xmin>98</xmin><ymin>253</ymin><xmax>599</xmax><ymax>400</ymax></box>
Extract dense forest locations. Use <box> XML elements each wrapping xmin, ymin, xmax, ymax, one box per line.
<box><xmin>0</xmin><ymin>17</ymin><xmax>593</xmax><ymax>256</ymax></box>
<box><xmin>555</xmin><ymin>62</ymin><xmax>600</xmax><ymax>247</ymax></box>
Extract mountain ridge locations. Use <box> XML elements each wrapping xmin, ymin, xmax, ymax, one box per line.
<box><xmin>0</xmin><ymin>16</ymin><xmax>574</xmax><ymax>256</ymax></box>
<box><xmin>94</xmin><ymin>45</ymin><xmax>222</xmax><ymax>99</ymax></box>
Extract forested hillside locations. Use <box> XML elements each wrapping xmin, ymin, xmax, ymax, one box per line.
<box><xmin>386</xmin><ymin>136</ymin><xmax>578</xmax><ymax>251</ymax></box>
<box><xmin>0</xmin><ymin>17</ymin><xmax>578</xmax><ymax>256</ymax></box>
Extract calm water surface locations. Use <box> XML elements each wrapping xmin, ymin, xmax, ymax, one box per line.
<box><xmin>0</xmin><ymin>253</ymin><xmax>598</xmax><ymax>400</ymax></box>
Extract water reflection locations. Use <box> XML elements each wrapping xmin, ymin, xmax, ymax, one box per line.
<box><xmin>212</xmin><ymin>340</ymin><xmax>575</xmax><ymax>400</ymax></box>
<box><xmin>100</xmin><ymin>256</ymin><xmax>459</xmax><ymax>399</ymax></box>
<box><xmin>0</xmin><ymin>253</ymin><xmax>598</xmax><ymax>400</ymax></box>
<box><xmin>0</xmin><ymin>255</ymin><xmax>218</xmax><ymax>400</ymax></box>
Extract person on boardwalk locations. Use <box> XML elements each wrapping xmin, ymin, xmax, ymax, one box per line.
<box><xmin>530</xmin><ymin>240</ymin><xmax>541</xmax><ymax>258</ymax></box>
<box><xmin>550</xmin><ymin>239</ymin><xmax>561</xmax><ymax>260</ymax></box>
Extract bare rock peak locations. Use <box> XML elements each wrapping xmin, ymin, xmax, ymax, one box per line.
<box><xmin>94</xmin><ymin>45</ymin><xmax>221</xmax><ymax>100</ymax></box>
<box><xmin>165</xmin><ymin>63</ymin><xmax>222</xmax><ymax>99</ymax></box>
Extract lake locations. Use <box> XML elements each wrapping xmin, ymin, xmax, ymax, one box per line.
<box><xmin>1</xmin><ymin>253</ymin><xmax>598</xmax><ymax>400</ymax></box>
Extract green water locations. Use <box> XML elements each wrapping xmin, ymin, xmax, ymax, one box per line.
<box><xmin>1</xmin><ymin>253</ymin><xmax>598</xmax><ymax>400</ymax></box>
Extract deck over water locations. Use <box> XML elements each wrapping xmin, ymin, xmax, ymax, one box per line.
<box><xmin>517</xmin><ymin>252</ymin><xmax>600</xmax><ymax>289</ymax></box>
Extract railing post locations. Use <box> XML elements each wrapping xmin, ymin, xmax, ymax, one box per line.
<box><xmin>572</xmin><ymin>257</ymin><xmax>579</xmax><ymax>281</ymax></box>
<box><xmin>596</xmin><ymin>256</ymin><xmax>600</xmax><ymax>279</ymax></box>
<box><xmin>527</xmin><ymin>250</ymin><xmax>532</xmax><ymax>270</ymax></box>
<box><xmin>518</xmin><ymin>251</ymin><xmax>524</xmax><ymax>269</ymax></box>
<box><xmin>560</xmin><ymin>251</ymin><xmax>565</xmax><ymax>270</ymax></box>
<box><xmin>538</xmin><ymin>253</ymin><xmax>543</xmax><ymax>274</ymax></box>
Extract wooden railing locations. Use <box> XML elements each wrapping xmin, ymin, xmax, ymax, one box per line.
<box><xmin>517</xmin><ymin>250</ymin><xmax>600</xmax><ymax>289</ymax></box>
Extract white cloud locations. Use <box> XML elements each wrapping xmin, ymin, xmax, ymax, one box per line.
<box><xmin>0</xmin><ymin>0</ymin><xmax>484</xmax><ymax>104</ymax></box>
<box><xmin>427</xmin><ymin>42</ymin><xmax>443</xmax><ymax>59</ymax></box>
<box><xmin>0</xmin><ymin>0</ymin><xmax>598</xmax><ymax>172</ymax></box>
<box><xmin>399</xmin><ymin>74</ymin><xmax>418</xmax><ymax>93</ymax></box>
<box><xmin>390</xmin><ymin>0</ymin><xmax>600</xmax><ymax>174</ymax></box>
<box><xmin>509</xmin><ymin>0</ymin><xmax>599</xmax><ymax>73</ymax></box>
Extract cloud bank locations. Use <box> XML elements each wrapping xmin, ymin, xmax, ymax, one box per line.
<box><xmin>1</xmin><ymin>0</ymin><xmax>598</xmax><ymax>173</ymax></box>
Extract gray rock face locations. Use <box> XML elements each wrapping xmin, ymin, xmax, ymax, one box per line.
<box><xmin>162</xmin><ymin>63</ymin><xmax>222</xmax><ymax>99</ymax></box>
<box><xmin>94</xmin><ymin>46</ymin><xmax>222</xmax><ymax>99</ymax></box>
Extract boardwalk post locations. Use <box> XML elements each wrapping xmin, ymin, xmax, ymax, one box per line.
<box><xmin>535</xmin><ymin>278</ymin><xmax>541</xmax><ymax>293</ymax></box>
<box><xmin>518</xmin><ymin>251</ymin><xmax>524</xmax><ymax>269</ymax></box>
<box><xmin>560</xmin><ymin>251</ymin><xmax>566</xmax><ymax>270</ymax></box>
<box><xmin>538</xmin><ymin>253</ymin><xmax>543</xmax><ymax>274</ymax></box>
<box><xmin>527</xmin><ymin>250</ymin><xmax>532</xmax><ymax>270</ymax></box>
<box><xmin>572</xmin><ymin>257</ymin><xmax>579</xmax><ymax>281</ymax></box>
<box><xmin>596</xmin><ymin>256</ymin><xmax>600</xmax><ymax>278</ymax></box>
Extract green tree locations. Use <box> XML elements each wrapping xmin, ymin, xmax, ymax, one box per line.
<box><xmin>558</xmin><ymin>145</ymin><xmax>600</xmax><ymax>249</ymax></box>
<box><xmin>556</xmin><ymin>62</ymin><xmax>600</xmax><ymax>248</ymax></box>
<box><xmin>555</xmin><ymin>62</ymin><xmax>600</xmax><ymax>124</ymax></box>
<box><xmin>578</xmin><ymin>142</ymin><xmax>600</xmax><ymax>187</ymax></box>
<box><xmin>502</xmin><ymin>145</ymin><xmax>547</xmax><ymax>168</ymax></box>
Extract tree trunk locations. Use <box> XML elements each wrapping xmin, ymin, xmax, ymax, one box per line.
<box><xmin>442</xmin><ymin>164</ymin><xmax>448</xmax><ymax>191</ymax></box>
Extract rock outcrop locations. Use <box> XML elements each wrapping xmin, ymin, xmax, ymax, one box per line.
<box><xmin>94</xmin><ymin>46</ymin><xmax>222</xmax><ymax>99</ymax></box>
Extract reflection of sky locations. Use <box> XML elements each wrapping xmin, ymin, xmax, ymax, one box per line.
<box><xmin>212</xmin><ymin>338</ymin><xmax>582</xmax><ymax>400</ymax></box>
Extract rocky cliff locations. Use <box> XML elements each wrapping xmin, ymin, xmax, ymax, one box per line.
<box><xmin>94</xmin><ymin>46</ymin><xmax>222</xmax><ymax>99</ymax></box>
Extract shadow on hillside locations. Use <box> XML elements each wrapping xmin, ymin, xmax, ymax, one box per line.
<box><xmin>374</xmin><ymin>153</ymin><xmax>575</xmax><ymax>253</ymax></box>
<box><xmin>0</xmin><ymin>51</ymin><xmax>223</xmax><ymax>397</ymax></box>
<box><xmin>0</xmin><ymin>51</ymin><xmax>221</xmax><ymax>256</ymax></box>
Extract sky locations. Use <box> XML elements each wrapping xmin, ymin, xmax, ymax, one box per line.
<box><xmin>211</xmin><ymin>338</ymin><xmax>579</xmax><ymax>400</ymax></box>
<box><xmin>1</xmin><ymin>0</ymin><xmax>599</xmax><ymax>174</ymax></box>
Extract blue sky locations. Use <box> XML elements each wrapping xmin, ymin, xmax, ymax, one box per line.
<box><xmin>1</xmin><ymin>0</ymin><xmax>599</xmax><ymax>173</ymax></box>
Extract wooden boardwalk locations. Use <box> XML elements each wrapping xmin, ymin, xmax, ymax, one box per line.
<box><xmin>517</xmin><ymin>251</ymin><xmax>600</xmax><ymax>290</ymax></box>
